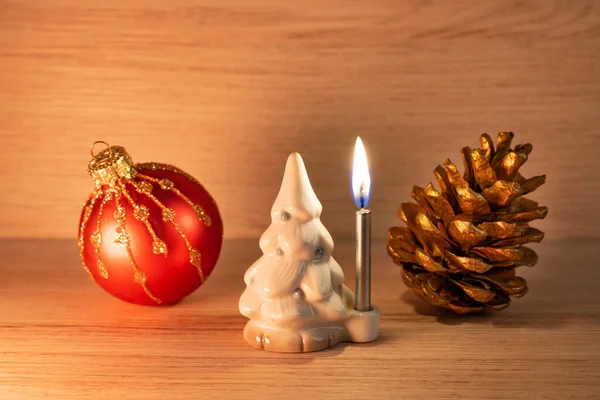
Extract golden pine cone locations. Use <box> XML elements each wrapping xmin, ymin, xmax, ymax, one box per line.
<box><xmin>387</xmin><ymin>132</ymin><xmax>547</xmax><ymax>314</ymax></box>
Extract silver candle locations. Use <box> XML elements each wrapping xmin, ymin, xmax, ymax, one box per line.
<box><xmin>355</xmin><ymin>208</ymin><xmax>371</xmax><ymax>311</ymax></box>
<box><xmin>352</xmin><ymin>136</ymin><xmax>372</xmax><ymax>312</ymax></box>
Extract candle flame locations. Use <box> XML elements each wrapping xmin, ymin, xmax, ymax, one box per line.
<box><xmin>352</xmin><ymin>136</ymin><xmax>371</xmax><ymax>208</ymax></box>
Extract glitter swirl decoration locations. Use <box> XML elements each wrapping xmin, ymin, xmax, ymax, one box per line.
<box><xmin>78</xmin><ymin>142</ymin><xmax>223</xmax><ymax>305</ymax></box>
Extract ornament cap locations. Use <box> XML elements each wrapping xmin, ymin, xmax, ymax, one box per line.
<box><xmin>88</xmin><ymin>141</ymin><xmax>137</xmax><ymax>187</ymax></box>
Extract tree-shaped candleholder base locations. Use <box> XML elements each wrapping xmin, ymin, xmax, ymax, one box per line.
<box><xmin>239</xmin><ymin>153</ymin><xmax>380</xmax><ymax>353</ymax></box>
<box><xmin>243</xmin><ymin>307</ymin><xmax>380</xmax><ymax>353</ymax></box>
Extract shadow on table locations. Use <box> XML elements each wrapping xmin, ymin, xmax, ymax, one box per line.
<box><xmin>399</xmin><ymin>289</ymin><xmax>572</xmax><ymax>330</ymax></box>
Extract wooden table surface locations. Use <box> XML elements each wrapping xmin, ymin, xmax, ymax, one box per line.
<box><xmin>0</xmin><ymin>238</ymin><xmax>598</xmax><ymax>399</ymax></box>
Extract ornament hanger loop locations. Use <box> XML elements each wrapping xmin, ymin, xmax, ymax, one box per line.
<box><xmin>90</xmin><ymin>141</ymin><xmax>113</xmax><ymax>160</ymax></box>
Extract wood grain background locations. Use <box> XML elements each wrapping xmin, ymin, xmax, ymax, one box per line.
<box><xmin>0</xmin><ymin>0</ymin><xmax>599</xmax><ymax>241</ymax></box>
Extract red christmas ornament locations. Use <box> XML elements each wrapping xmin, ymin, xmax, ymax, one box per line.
<box><xmin>78</xmin><ymin>142</ymin><xmax>223</xmax><ymax>305</ymax></box>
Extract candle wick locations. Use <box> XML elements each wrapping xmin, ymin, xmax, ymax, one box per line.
<box><xmin>359</xmin><ymin>184</ymin><xmax>366</xmax><ymax>209</ymax></box>
<box><xmin>358</xmin><ymin>184</ymin><xmax>365</xmax><ymax>208</ymax></box>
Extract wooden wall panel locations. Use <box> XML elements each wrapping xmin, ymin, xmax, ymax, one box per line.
<box><xmin>0</xmin><ymin>0</ymin><xmax>598</xmax><ymax>240</ymax></box>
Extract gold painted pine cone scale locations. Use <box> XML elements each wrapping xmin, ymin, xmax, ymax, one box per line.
<box><xmin>388</xmin><ymin>132</ymin><xmax>547</xmax><ymax>314</ymax></box>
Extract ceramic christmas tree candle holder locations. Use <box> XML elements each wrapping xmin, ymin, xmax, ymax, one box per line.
<box><xmin>239</xmin><ymin>153</ymin><xmax>380</xmax><ymax>353</ymax></box>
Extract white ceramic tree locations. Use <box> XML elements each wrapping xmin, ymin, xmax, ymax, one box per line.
<box><xmin>239</xmin><ymin>153</ymin><xmax>378</xmax><ymax>353</ymax></box>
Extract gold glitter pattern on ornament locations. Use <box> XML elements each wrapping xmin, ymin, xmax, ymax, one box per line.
<box><xmin>96</xmin><ymin>260</ymin><xmax>108</xmax><ymax>279</ymax></box>
<box><xmin>153</xmin><ymin>240</ymin><xmax>168</xmax><ymax>255</ymax></box>
<box><xmin>115</xmin><ymin>231</ymin><xmax>131</xmax><ymax>246</ymax></box>
<box><xmin>135</xmin><ymin>181</ymin><xmax>153</xmax><ymax>194</ymax></box>
<box><xmin>104</xmin><ymin>189</ymin><xmax>116</xmax><ymax>201</ymax></box>
<box><xmin>90</xmin><ymin>231</ymin><xmax>101</xmax><ymax>248</ymax></box>
<box><xmin>136</xmin><ymin>162</ymin><xmax>204</xmax><ymax>187</ymax></box>
<box><xmin>130</xmin><ymin>180</ymin><xmax>205</xmax><ymax>282</ymax></box>
<box><xmin>136</xmin><ymin>161</ymin><xmax>218</xmax><ymax>212</ymax></box>
<box><xmin>78</xmin><ymin>190</ymin><xmax>103</xmax><ymax>280</ymax></box>
<box><xmin>171</xmin><ymin>221</ymin><xmax>205</xmax><ymax>282</ymax></box>
<box><xmin>133</xmin><ymin>205</ymin><xmax>149</xmax><ymax>221</ymax></box>
<box><xmin>192</xmin><ymin>205</ymin><xmax>210</xmax><ymax>226</ymax></box>
<box><xmin>114</xmin><ymin>206</ymin><xmax>126</xmax><ymax>223</ymax></box>
<box><xmin>137</xmin><ymin>172</ymin><xmax>212</xmax><ymax>227</ymax></box>
<box><xmin>115</xmin><ymin>190</ymin><xmax>162</xmax><ymax>304</ymax></box>
<box><xmin>159</xmin><ymin>178</ymin><xmax>174</xmax><ymax>190</ymax></box>
<box><xmin>162</xmin><ymin>208</ymin><xmax>176</xmax><ymax>222</ymax></box>
<box><xmin>189</xmin><ymin>249</ymin><xmax>201</xmax><ymax>271</ymax></box>
<box><xmin>133</xmin><ymin>269</ymin><xmax>147</xmax><ymax>284</ymax></box>
<box><xmin>118</xmin><ymin>183</ymin><xmax>168</xmax><ymax>256</ymax></box>
<box><xmin>92</xmin><ymin>194</ymin><xmax>110</xmax><ymax>279</ymax></box>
